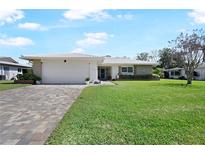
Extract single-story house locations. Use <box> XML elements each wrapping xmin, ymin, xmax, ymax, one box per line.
<box><xmin>164</xmin><ymin>63</ymin><xmax>205</xmax><ymax>80</ymax></box>
<box><xmin>0</xmin><ymin>57</ymin><xmax>31</xmax><ymax>80</ymax></box>
<box><xmin>21</xmin><ymin>53</ymin><xmax>157</xmax><ymax>84</ymax></box>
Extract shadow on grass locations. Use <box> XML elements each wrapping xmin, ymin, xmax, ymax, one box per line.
<box><xmin>0</xmin><ymin>82</ymin><xmax>14</xmax><ymax>84</ymax></box>
<box><xmin>161</xmin><ymin>82</ymin><xmax>189</xmax><ymax>88</ymax></box>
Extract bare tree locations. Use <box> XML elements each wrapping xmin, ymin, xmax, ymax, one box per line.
<box><xmin>136</xmin><ymin>52</ymin><xmax>149</xmax><ymax>61</ymax></box>
<box><xmin>149</xmin><ymin>50</ymin><xmax>159</xmax><ymax>62</ymax></box>
<box><xmin>170</xmin><ymin>29</ymin><xmax>205</xmax><ymax>85</ymax></box>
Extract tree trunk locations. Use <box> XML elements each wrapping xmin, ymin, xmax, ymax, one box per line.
<box><xmin>187</xmin><ymin>79</ymin><xmax>192</xmax><ymax>85</ymax></box>
<box><xmin>186</xmin><ymin>72</ymin><xmax>193</xmax><ymax>85</ymax></box>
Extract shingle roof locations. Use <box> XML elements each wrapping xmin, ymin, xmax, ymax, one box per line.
<box><xmin>0</xmin><ymin>57</ymin><xmax>18</xmax><ymax>63</ymax></box>
<box><xmin>103</xmin><ymin>57</ymin><xmax>157</xmax><ymax>65</ymax></box>
<box><xmin>21</xmin><ymin>53</ymin><xmax>103</xmax><ymax>59</ymax></box>
<box><xmin>21</xmin><ymin>53</ymin><xmax>157</xmax><ymax>65</ymax></box>
<box><xmin>0</xmin><ymin>60</ymin><xmax>31</xmax><ymax>68</ymax></box>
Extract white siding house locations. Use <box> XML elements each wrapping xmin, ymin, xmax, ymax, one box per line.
<box><xmin>21</xmin><ymin>53</ymin><xmax>157</xmax><ymax>84</ymax></box>
<box><xmin>165</xmin><ymin>63</ymin><xmax>205</xmax><ymax>81</ymax></box>
<box><xmin>0</xmin><ymin>57</ymin><xmax>31</xmax><ymax>80</ymax></box>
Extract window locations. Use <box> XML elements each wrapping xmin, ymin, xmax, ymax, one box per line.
<box><xmin>128</xmin><ymin>67</ymin><xmax>133</xmax><ymax>73</ymax></box>
<box><xmin>175</xmin><ymin>71</ymin><xmax>180</xmax><ymax>76</ymax></box>
<box><xmin>171</xmin><ymin>71</ymin><xmax>175</xmax><ymax>76</ymax></box>
<box><xmin>121</xmin><ymin>67</ymin><xmax>133</xmax><ymax>74</ymax></box>
<box><xmin>122</xmin><ymin>67</ymin><xmax>127</xmax><ymax>72</ymax></box>
<box><xmin>18</xmin><ymin>68</ymin><xmax>22</xmax><ymax>72</ymax></box>
<box><xmin>3</xmin><ymin>66</ymin><xmax>9</xmax><ymax>71</ymax></box>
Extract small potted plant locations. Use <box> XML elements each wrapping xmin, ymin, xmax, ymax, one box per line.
<box><xmin>85</xmin><ymin>77</ymin><xmax>90</xmax><ymax>85</ymax></box>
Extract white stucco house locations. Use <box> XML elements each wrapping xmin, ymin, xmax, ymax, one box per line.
<box><xmin>165</xmin><ymin>63</ymin><xmax>205</xmax><ymax>81</ymax></box>
<box><xmin>0</xmin><ymin>57</ymin><xmax>31</xmax><ymax>80</ymax></box>
<box><xmin>21</xmin><ymin>53</ymin><xmax>157</xmax><ymax>84</ymax></box>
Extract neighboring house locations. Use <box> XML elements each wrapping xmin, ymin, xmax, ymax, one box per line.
<box><xmin>21</xmin><ymin>53</ymin><xmax>157</xmax><ymax>84</ymax></box>
<box><xmin>164</xmin><ymin>63</ymin><xmax>205</xmax><ymax>80</ymax></box>
<box><xmin>0</xmin><ymin>57</ymin><xmax>31</xmax><ymax>80</ymax></box>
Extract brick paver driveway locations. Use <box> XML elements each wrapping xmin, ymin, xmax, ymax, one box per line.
<box><xmin>0</xmin><ymin>85</ymin><xmax>86</xmax><ymax>145</ymax></box>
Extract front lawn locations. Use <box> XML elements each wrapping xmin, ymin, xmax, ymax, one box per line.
<box><xmin>46</xmin><ymin>79</ymin><xmax>205</xmax><ymax>144</ymax></box>
<box><xmin>0</xmin><ymin>80</ymin><xmax>31</xmax><ymax>91</ymax></box>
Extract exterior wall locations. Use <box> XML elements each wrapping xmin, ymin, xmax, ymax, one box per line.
<box><xmin>0</xmin><ymin>65</ymin><xmax>3</xmax><ymax>75</ymax></box>
<box><xmin>134</xmin><ymin>65</ymin><xmax>152</xmax><ymax>75</ymax></box>
<box><xmin>32</xmin><ymin>59</ymin><xmax>42</xmax><ymax>77</ymax></box>
<box><xmin>89</xmin><ymin>61</ymin><xmax>98</xmax><ymax>81</ymax></box>
<box><xmin>41</xmin><ymin>59</ymin><xmax>98</xmax><ymax>84</ymax></box>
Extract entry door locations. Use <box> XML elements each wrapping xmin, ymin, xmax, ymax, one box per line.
<box><xmin>100</xmin><ymin>68</ymin><xmax>106</xmax><ymax>80</ymax></box>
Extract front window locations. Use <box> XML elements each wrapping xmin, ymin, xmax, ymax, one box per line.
<box><xmin>122</xmin><ymin>67</ymin><xmax>127</xmax><ymax>73</ymax></box>
<box><xmin>121</xmin><ymin>67</ymin><xmax>133</xmax><ymax>74</ymax></box>
<box><xmin>128</xmin><ymin>67</ymin><xmax>133</xmax><ymax>73</ymax></box>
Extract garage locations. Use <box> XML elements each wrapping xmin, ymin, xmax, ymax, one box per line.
<box><xmin>42</xmin><ymin>59</ymin><xmax>90</xmax><ymax>84</ymax></box>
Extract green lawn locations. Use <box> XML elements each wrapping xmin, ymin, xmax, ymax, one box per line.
<box><xmin>46</xmin><ymin>79</ymin><xmax>205</xmax><ymax>144</ymax></box>
<box><xmin>0</xmin><ymin>80</ymin><xmax>31</xmax><ymax>91</ymax></box>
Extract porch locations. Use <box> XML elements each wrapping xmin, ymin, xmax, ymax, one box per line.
<box><xmin>98</xmin><ymin>66</ymin><xmax>112</xmax><ymax>81</ymax></box>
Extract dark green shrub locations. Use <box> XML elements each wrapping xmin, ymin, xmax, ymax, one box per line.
<box><xmin>85</xmin><ymin>77</ymin><xmax>90</xmax><ymax>81</ymax></box>
<box><xmin>17</xmin><ymin>72</ymin><xmax>41</xmax><ymax>81</ymax></box>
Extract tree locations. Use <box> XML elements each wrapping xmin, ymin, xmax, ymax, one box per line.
<box><xmin>158</xmin><ymin>48</ymin><xmax>174</xmax><ymax>69</ymax></box>
<box><xmin>149</xmin><ymin>50</ymin><xmax>159</xmax><ymax>62</ymax></box>
<box><xmin>170</xmin><ymin>29</ymin><xmax>205</xmax><ymax>85</ymax></box>
<box><xmin>136</xmin><ymin>52</ymin><xmax>149</xmax><ymax>61</ymax></box>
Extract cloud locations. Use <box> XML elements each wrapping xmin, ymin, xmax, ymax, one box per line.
<box><xmin>71</xmin><ymin>48</ymin><xmax>85</xmax><ymax>53</ymax></box>
<box><xmin>63</xmin><ymin>10</ymin><xmax>136</xmax><ymax>22</ymax></box>
<box><xmin>0</xmin><ymin>36</ymin><xmax>34</xmax><ymax>46</ymax></box>
<box><xmin>63</xmin><ymin>9</ymin><xmax>111</xmax><ymax>21</ymax></box>
<box><xmin>0</xmin><ymin>10</ymin><xmax>24</xmax><ymax>25</ymax></box>
<box><xmin>116</xmin><ymin>14</ymin><xmax>135</xmax><ymax>20</ymax></box>
<box><xmin>18</xmin><ymin>22</ymin><xmax>46</xmax><ymax>31</ymax></box>
<box><xmin>76</xmin><ymin>32</ymin><xmax>110</xmax><ymax>48</ymax></box>
<box><xmin>188</xmin><ymin>10</ymin><xmax>205</xmax><ymax>24</ymax></box>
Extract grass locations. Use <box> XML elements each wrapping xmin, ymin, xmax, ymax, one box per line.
<box><xmin>0</xmin><ymin>80</ymin><xmax>31</xmax><ymax>91</ymax></box>
<box><xmin>46</xmin><ymin>79</ymin><xmax>205</xmax><ymax>144</ymax></box>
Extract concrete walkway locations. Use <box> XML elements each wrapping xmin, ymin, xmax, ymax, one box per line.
<box><xmin>0</xmin><ymin>85</ymin><xmax>85</xmax><ymax>145</ymax></box>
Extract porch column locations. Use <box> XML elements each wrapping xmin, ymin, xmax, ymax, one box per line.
<box><xmin>89</xmin><ymin>62</ymin><xmax>98</xmax><ymax>81</ymax></box>
<box><xmin>111</xmin><ymin>65</ymin><xmax>119</xmax><ymax>79</ymax></box>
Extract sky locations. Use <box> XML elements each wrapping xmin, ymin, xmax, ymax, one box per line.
<box><xmin>0</xmin><ymin>9</ymin><xmax>205</xmax><ymax>64</ymax></box>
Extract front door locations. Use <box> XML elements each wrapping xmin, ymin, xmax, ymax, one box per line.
<box><xmin>100</xmin><ymin>68</ymin><xmax>106</xmax><ymax>80</ymax></box>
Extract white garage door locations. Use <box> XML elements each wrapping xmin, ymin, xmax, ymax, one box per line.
<box><xmin>42</xmin><ymin>60</ymin><xmax>90</xmax><ymax>84</ymax></box>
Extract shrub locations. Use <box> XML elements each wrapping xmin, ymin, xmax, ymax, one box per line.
<box><xmin>85</xmin><ymin>77</ymin><xmax>90</xmax><ymax>81</ymax></box>
<box><xmin>152</xmin><ymin>74</ymin><xmax>160</xmax><ymax>80</ymax></box>
<box><xmin>119</xmin><ymin>74</ymin><xmax>160</xmax><ymax>80</ymax></box>
<box><xmin>153</xmin><ymin>67</ymin><xmax>164</xmax><ymax>78</ymax></box>
<box><xmin>16</xmin><ymin>72</ymin><xmax>41</xmax><ymax>81</ymax></box>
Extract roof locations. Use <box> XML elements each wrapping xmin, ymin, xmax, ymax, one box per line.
<box><xmin>102</xmin><ymin>57</ymin><xmax>157</xmax><ymax>65</ymax></box>
<box><xmin>21</xmin><ymin>53</ymin><xmax>103</xmax><ymax>60</ymax></box>
<box><xmin>0</xmin><ymin>60</ymin><xmax>31</xmax><ymax>68</ymax></box>
<box><xmin>0</xmin><ymin>57</ymin><xmax>18</xmax><ymax>63</ymax></box>
<box><xmin>166</xmin><ymin>67</ymin><xmax>184</xmax><ymax>71</ymax></box>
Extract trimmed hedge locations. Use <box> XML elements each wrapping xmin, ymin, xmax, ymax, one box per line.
<box><xmin>119</xmin><ymin>74</ymin><xmax>160</xmax><ymax>80</ymax></box>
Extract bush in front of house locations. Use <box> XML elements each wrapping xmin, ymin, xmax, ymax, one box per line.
<box><xmin>119</xmin><ymin>74</ymin><xmax>160</xmax><ymax>80</ymax></box>
<box><xmin>153</xmin><ymin>67</ymin><xmax>164</xmax><ymax>78</ymax></box>
<box><xmin>152</xmin><ymin>74</ymin><xmax>160</xmax><ymax>80</ymax></box>
<box><xmin>16</xmin><ymin>72</ymin><xmax>41</xmax><ymax>83</ymax></box>
<box><xmin>85</xmin><ymin>77</ymin><xmax>90</xmax><ymax>81</ymax></box>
